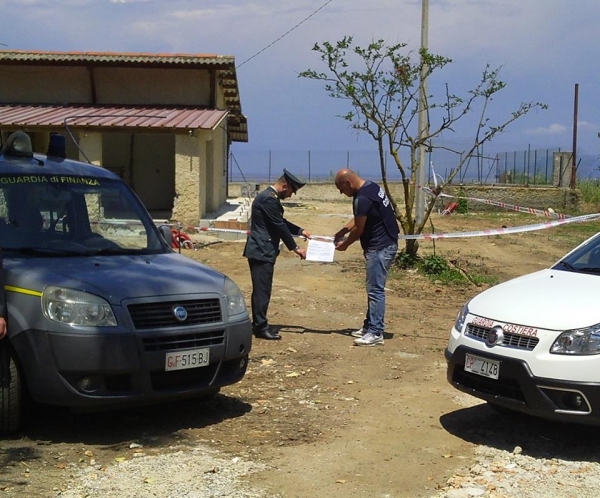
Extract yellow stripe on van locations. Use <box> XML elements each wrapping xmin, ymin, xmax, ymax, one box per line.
<box><xmin>5</xmin><ymin>285</ymin><xmax>43</xmax><ymax>297</ymax></box>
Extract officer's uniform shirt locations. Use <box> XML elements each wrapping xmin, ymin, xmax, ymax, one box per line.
<box><xmin>243</xmin><ymin>186</ymin><xmax>303</xmax><ymax>262</ymax></box>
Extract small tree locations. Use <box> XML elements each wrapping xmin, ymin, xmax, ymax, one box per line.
<box><xmin>299</xmin><ymin>37</ymin><xmax>546</xmax><ymax>257</ymax></box>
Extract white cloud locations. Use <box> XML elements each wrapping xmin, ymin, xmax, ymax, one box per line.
<box><xmin>525</xmin><ymin>123</ymin><xmax>568</xmax><ymax>136</ymax></box>
<box><xmin>169</xmin><ymin>5</ymin><xmax>259</xmax><ymax>21</ymax></box>
<box><xmin>6</xmin><ymin>0</ymin><xmax>90</xmax><ymax>5</ymax></box>
<box><xmin>578</xmin><ymin>120</ymin><xmax>598</xmax><ymax>130</ymax></box>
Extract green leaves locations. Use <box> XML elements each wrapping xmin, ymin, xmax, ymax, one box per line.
<box><xmin>299</xmin><ymin>36</ymin><xmax>547</xmax><ymax>258</ymax></box>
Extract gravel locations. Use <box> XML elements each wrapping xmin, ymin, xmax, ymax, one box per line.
<box><xmin>432</xmin><ymin>444</ymin><xmax>600</xmax><ymax>498</ymax></box>
<box><xmin>56</xmin><ymin>438</ymin><xmax>600</xmax><ymax>498</ymax></box>
<box><xmin>59</xmin><ymin>445</ymin><xmax>269</xmax><ymax>498</ymax></box>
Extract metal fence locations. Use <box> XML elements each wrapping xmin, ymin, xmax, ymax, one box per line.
<box><xmin>492</xmin><ymin>147</ymin><xmax>559</xmax><ymax>185</ymax></box>
<box><xmin>229</xmin><ymin>146</ymin><xmax>598</xmax><ymax>186</ymax></box>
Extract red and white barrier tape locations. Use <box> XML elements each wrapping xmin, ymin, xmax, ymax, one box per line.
<box><xmin>421</xmin><ymin>186</ymin><xmax>569</xmax><ymax>219</ymax></box>
<box><xmin>399</xmin><ymin>213</ymin><xmax>600</xmax><ymax>240</ymax></box>
<box><xmin>189</xmin><ymin>213</ymin><xmax>600</xmax><ymax>241</ymax></box>
<box><xmin>157</xmin><ymin>187</ymin><xmax>600</xmax><ymax>242</ymax></box>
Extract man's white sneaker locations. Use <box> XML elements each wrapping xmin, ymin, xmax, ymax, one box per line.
<box><xmin>351</xmin><ymin>328</ymin><xmax>365</xmax><ymax>338</ymax></box>
<box><xmin>353</xmin><ymin>332</ymin><xmax>384</xmax><ymax>346</ymax></box>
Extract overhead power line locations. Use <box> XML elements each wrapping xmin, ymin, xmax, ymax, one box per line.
<box><xmin>237</xmin><ymin>0</ymin><xmax>334</xmax><ymax>69</ymax></box>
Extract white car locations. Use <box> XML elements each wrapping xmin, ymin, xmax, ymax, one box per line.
<box><xmin>446</xmin><ymin>230</ymin><xmax>600</xmax><ymax>425</ymax></box>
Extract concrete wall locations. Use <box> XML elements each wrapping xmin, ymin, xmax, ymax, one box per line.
<box><xmin>553</xmin><ymin>151</ymin><xmax>575</xmax><ymax>187</ymax></box>
<box><xmin>173</xmin><ymin>134</ymin><xmax>211</xmax><ymax>226</ymax></box>
<box><xmin>92</xmin><ymin>68</ymin><xmax>212</xmax><ymax>105</ymax></box>
<box><xmin>216</xmin><ymin>127</ymin><xmax>229</xmax><ymax>209</ymax></box>
<box><xmin>204</xmin><ymin>126</ymin><xmax>229</xmax><ymax>213</ymax></box>
<box><xmin>441</xmin><ymin>185</ymin><xmax>581</xmax><ymax>212</ymax></box>
<box><xmin>0</xmin><ymin>66</ymin><xmax>91</xmax><ymax>103</ymax></box>
<box><xmin>229</xmin><ymin>182</ymin><xmax>583</xmax><ymax>212</ymax></box>
<box><xmin>78</xmin><ymin>133</ymin><xmax>103</xmax><ymax>166</ymax></box>
<box><xmin>0</xmin><ymin>66</ymin><xmax>213</xmax><ymax>106</ymax></box>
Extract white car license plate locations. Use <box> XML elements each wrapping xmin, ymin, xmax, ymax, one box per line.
<box><xmin>464</xmin><ymin>353</ymin><xmax>500</xmax><ymax>380</ymax></box>
<box><xmin>165</xmin><ymin>348</ymin><xmax>210</xmax><ymax>371</ymax></box>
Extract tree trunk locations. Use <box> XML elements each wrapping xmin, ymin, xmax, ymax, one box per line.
<box><xmin>404</xmin><ymin>238</ymin><xmax>419</xmax><ymax>257</ymax></box>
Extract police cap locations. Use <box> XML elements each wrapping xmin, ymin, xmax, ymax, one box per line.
<box><xmin>283</xmin><ymin>168</ymin><xmax>306</xmax><ymax>193</ymax></box>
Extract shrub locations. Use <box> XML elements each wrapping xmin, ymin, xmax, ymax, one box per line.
<box><xmin>456</xmin><ymin>188</ymin><xmax>469</xmax><ymax>214</ymax></box>
<box><xmin>395</xmin><ymin>250</ymin><xmax>417</xmax><ymax>269</ymax></box>
<box><xmin>420</xmin><ymin>254</ymin><xmax>450</xmax><ymax>275</ymax></box>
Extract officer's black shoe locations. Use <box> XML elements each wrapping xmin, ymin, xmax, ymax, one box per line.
<box><xmin>254</xmin><ymin>328</ymin><xmax>282</xmax><ymax>340</ymax></box>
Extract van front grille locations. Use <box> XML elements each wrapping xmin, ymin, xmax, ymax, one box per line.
<box><xmin>128</xmin><ymin>299</ymin><xmax>222</xmax><ymax>329</ymax></box>
<box><xmin>142</xmin><ymin>330</ymin><xmax>225</xmax><ymax>352</ymax></box>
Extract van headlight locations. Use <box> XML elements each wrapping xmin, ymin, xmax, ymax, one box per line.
<box><xmin>224</xmin><ymin>277</ymin><xmax>247</xmax><ymax>317</ymax></box>
<box><xmin>42</xmin><ymin>286</ymin><xmax>117</xmax><ymax>327</ymax></box>
<box><xmin>551</xmin><ymin>324</ymin><xmax>600</xmax><ymax>355</ymax></box>
<box><xmin>454</xmin><ymin>302</ymin><xmax>470</xmax><ymax>333</ymax></box>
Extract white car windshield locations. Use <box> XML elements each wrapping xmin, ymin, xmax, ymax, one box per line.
<box><xmin>554</xmin><ymin>233</ymin><xmax>600</xmax><ymax>274</ymax></box>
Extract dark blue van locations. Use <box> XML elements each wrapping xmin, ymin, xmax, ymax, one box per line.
<box><xmin>0</xmin><ymin>131</ymin><xmax>252</xmax><ymax>435</ymax></box>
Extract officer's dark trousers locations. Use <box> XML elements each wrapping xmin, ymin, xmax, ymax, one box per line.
<box><xmin>248</xmin><ymin>259</ymin><xmax>275</xmax><ymax>334</ymax></box>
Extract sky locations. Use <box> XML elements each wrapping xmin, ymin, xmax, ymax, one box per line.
<box><xmin>1</xmin><ymin>0</ymin><xmax>600</xmax><ymax>180</ymax></box>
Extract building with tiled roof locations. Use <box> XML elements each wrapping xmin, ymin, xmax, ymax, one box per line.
<box><xmin>0</xmin><ymin>50</ymin><xmax>248</xmax><ymax>225</ymax></box>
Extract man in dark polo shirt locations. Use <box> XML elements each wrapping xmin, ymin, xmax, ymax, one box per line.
<box><xmin>243</xmin><ymin>169</ymin><xmax>311</xmax><ymax>340</ymax></box>
<box><xmin>333</xmin><ymin>169</ymin><xmax>399</xmax><ymax>346</ymax></box>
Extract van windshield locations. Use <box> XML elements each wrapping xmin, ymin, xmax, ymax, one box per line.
<box><xmin>0</xmin><ymin>173</ymin><xmax>167</xmax><ymax>256</ymax></box>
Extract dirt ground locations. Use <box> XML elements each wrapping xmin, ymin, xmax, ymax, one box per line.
<box><xmin>1</xmin><ymin>200</ymin><xmax>597</xmax><ymax>497</ymax></box>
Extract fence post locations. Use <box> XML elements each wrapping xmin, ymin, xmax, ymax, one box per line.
<box><xmin>268</xmin><ymin>150</ymin><xmax>272</xmax><ymax>182</ymax></box>
<box><xmin>478</xmin><ymin>145</ymin><xmax>482</xmax><ymax>184</ymax></box>
<box><xmin>527</xmin><ymin>144</ymin><xmax>531</xmax><ymax>184</ymax></box>
<box><xmin>308</xmin><ymin>150</ymin><xmax>311</xmax><ymax>182</ymax></box>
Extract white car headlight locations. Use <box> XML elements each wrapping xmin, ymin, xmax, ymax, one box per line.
<box><xmin>551</xmin><ymin>324</ymin><xmax>600</xmax><ymax>355</ymax></box>
<box><xmin>224</xmin><ymin>277</ymin><xmax>248</xmax><ymax>317</ymax></box>
<box><xmin>42</xmin><ymin>286</ymin><xmax>117</xmax><ymax>327</ymax></box>
<box><xmin>454</xmin><ymin>302</ymin><xmax>470</xmax><ymax>333</ymax></box>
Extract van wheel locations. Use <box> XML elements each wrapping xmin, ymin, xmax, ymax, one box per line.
<box><xmin>0</xmin><ymin>343</ymin><xmax>21</xmax><ymax>435</ymax></box>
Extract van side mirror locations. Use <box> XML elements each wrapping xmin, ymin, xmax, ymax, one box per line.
<box><xmin>158</xmin><ymin>224</ymin><xmax>173</xmax><ymax>247</ymax></box>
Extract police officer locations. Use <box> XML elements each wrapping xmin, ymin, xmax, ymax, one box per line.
<box><xmin>243</xmin><ymin>169</ymin><xmax>311</xmax><ymax>340</ymax></box>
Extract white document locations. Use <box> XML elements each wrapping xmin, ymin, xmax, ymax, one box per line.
<box><xmin>306</xmin><ymin>238</ymin><xmax>335</xmax><ymax>262</ymax></box>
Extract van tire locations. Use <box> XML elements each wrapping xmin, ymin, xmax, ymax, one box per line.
<box><xmin>0</xmin><ymin>342</ymin><xmax>21</xmax><ymax>436</ymax></box>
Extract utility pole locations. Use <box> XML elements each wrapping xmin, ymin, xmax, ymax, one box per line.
<box><xmin>415</xmin><ymin>0</ymin><xmax>429</xmax><ymax>226</ymax></box>
<box><xmin>570</xmin><ymin>83</ymin><xmax>578</xmax><ymax>189</ymax></box>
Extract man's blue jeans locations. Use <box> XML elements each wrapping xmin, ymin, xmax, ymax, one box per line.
<box><xmin>362</xmin><ymin>243</ymin><xmax>398</xmax><ymax>336</ymax></box>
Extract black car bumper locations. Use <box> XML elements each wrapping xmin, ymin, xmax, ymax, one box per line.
<box><xmin>12</xmin><ymin>319</ymin><xmax>252</xmax><ymax>408</ymax></box>
<box><xmin>446</xmin><ymin>346</ymin><xmax>600</xmax><ymax>425</ymax></box>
